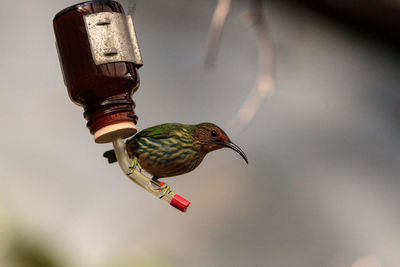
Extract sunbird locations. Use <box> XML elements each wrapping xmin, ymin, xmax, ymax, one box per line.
<box><xmin>103</xmin><ymin>122</ymin><xmax>248</xmax><ymax>188</ymax></box>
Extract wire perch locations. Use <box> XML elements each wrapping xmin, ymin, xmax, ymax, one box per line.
<box><xmin>112</xmin><ymin>138</ymin><xmax>190</xmax><ymax>212</ymax></box>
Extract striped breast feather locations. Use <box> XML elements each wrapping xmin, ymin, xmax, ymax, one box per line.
<box><xmin>137</xmin><ymin>135</ymin><xmax>196</xmax><ymax>157</ymax></box>
<box><xmin>134</xmin><ymin>134</ymin><xmax>204</xmax><ymax>177</ymax></box>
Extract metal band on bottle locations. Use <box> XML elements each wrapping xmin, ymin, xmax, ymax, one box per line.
<box><xmin>84</xmin><ymin>12</ymin><xmax>143</xmax><ymax>67</ymax></box>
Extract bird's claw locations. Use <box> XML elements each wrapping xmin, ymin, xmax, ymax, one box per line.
<box><xmin>129</xmin><ymin>157</ymin><xmax>142</xmax><ymax>172</ymax></box>
<box><xmin>150</xmin><ymin>180</ymin><xmax>171</xmax><ymax>199</ymax></box>
<box><xmin>158</xmin><ymin>183</ymin><xmax>171</xmax><ymax>199</ymax></box>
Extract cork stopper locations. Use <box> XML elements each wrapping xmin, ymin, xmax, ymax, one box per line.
<box><xmin>94</xmin><ymin>121</ymin><xmax>136</xmax><ymax>143</ymax></box>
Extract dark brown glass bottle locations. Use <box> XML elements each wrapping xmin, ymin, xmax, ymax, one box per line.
<box><xmin>53</xmin><ymin>0</ymin><xmax>140</xmax><ymax>143</ymax></box>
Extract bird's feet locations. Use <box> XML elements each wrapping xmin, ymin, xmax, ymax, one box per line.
<box><xmin>150</xmin><ymin>180</ymin><xmax>171</xmax><ymax>199</ymax></box>
<box><xmin>128</xmin><ymin>157</ymin><xmax>142</xmax><ymax>174</ymax></box>
<box><xmin>158</xmin><ymin>183</ymin><xmax>171</xmax><ymax>199</ymax></box>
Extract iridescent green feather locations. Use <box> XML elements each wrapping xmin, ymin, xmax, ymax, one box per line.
<box><xmin>133</xmin><ymin>123</ymin><xmax>196</xmax><ymax>140</ymax></box>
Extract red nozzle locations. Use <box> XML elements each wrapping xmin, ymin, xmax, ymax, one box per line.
<box><xmin>170</xmin><ymin>194</ymin><xmax>191</xmax><ymax>212</ymax></box>
<box><xmin>160</xmin><ymin>182</ymin><xmax>190</xmax><ymax>212</ymax></box>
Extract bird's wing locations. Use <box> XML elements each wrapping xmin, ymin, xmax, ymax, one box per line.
<box><xmin>133</xmin><ymin>123</ymin><xmax>193</xmax><ymax>140</ymax></box>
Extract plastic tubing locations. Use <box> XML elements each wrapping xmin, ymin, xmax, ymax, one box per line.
<box><xmin>112</xmin><ymin>138</ymin><xmax>190</xmax><ymax>212</ymax></box>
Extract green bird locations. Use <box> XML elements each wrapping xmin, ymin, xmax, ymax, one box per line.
<box><xmin>103</xmin><ymin>122</ymin><xmax>248</xmax><ymax>187</ymax></box>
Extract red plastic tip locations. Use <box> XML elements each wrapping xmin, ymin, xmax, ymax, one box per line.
<box><xmin>159</xmin><ymin>182</ymin><xmax>190</xmax><ymax>212</ymax></box>
<box><xmin>170</xmin><ymin>194</ymin><xmax>191</xmax><ymax>212</ymax></box>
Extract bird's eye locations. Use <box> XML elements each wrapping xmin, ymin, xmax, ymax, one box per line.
<box><xmin>211</xmin><ymin>130</ymin><xmax>218</xmax><ymax>137</ymax></box>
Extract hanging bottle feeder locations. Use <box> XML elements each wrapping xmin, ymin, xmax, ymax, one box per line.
<box><xmin>53</xmin><ymin>0</ymin><xmax>190</xmax><ymax>212</ymax></box>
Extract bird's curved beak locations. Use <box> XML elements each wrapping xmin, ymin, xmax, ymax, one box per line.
<box><xmin>215</xmin><ymin>141</ymin><xmax>248</xmax><ymax>164</ymax></box>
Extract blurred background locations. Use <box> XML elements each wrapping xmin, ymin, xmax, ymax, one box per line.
<box><xmin>1</xmin><ymin>0</ymin><xmax>400</xmax><ymax>266</ymax></box>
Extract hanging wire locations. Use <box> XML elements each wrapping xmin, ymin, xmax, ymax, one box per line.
<box><xmin>205</xmin><ymin>0</ymin><xmax>275</xmax><ymax>131</ymax></box>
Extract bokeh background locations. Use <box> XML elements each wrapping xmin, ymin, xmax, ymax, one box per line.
<box><xmin>1</xmin><ymin>0</ymin><xmax>400</xmax><ymax>266</ymax></box>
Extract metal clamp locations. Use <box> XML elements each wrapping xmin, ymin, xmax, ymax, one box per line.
<box><xmin>84</xmin><ymin>12</ymin><xmax>143</xmax><ymax>67</ymax></box>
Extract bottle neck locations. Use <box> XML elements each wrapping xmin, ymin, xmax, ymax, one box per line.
<box><xmin>83</xmin><ymin>93</ymin><xmax>138</xmax><ymax>142</ymax></box>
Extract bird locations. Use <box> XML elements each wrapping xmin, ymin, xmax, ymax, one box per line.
<box><xmin>103</xmin><ymin>122</ymin><xmax>248</xmax><ymax>189</ymax></box>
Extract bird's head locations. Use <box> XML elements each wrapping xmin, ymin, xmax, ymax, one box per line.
<box><xmin>195</xmin><ymin>123</ymin><xmax>248</xmax><ymax>164</ymax></box>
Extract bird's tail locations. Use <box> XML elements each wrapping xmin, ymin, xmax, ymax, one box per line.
<box><xmin>103</xmin><ymin>149</ymin><xmax>117</xmax><ymax>163</ymax></box>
